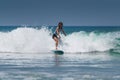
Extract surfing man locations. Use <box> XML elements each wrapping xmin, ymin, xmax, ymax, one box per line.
<box><xmin>52</xmin><ymin>22</ymin><xmax>66</xmax><ymax>50</ymax></box>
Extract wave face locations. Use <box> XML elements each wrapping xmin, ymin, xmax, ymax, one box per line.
<box><xmin>0</xmin><ymin>27</ymin><xmax>120</xmax><ymax>53</ymax></box>
<box><xmin>0</xmin><ymin>27</ymin><xmax>53</xmax><ymax>52</ymax></box>
<box><xmin>63</xmin><ymin>31</ymin><xmax>120</xmax><ymax>52</ymax></box>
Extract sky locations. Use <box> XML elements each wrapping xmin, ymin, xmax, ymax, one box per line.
<box><xmin>0</xmin><ymin>0</ymin><xmax>120</xmax><ymax>26</ymax></box>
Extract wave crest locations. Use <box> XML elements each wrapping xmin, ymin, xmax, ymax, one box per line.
<box><xmin>0</xmin><ymin>27</ymin><xmax>119</xmax><ymax>53</ymax></box>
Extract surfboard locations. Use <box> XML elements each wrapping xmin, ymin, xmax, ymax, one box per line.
<box><xmin>52</xmin><ymin>50</ymin><xmax>64</xmax><ymax>55</ymax></box>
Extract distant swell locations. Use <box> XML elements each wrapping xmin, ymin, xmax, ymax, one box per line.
<box><xmin>0</xmin><ymin>27</ymin><xmax>120</xmax><ymax>53</ymax></box>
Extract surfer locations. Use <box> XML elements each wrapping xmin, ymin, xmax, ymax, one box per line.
<box><xmin>52</xmin><ymin>22</ymin><xmax>66</xmax><ymax>50</ymax></box>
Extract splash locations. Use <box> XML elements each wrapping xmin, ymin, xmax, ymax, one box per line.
<box><xmin>0</xmin><ymin>27</ymin><xmax>119</xmax><ymax>53</ymax></box>
<box><xmin>0</xmin><ymin>27</ymin><xmax>54</xmax><ymax>52</ymax></box>
<box><xmin>62</xmin><ymin>31</ymin><xmax>119</xmax><ymax>52</ymax></box>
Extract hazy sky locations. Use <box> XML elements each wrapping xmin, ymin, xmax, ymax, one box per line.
<box><xmin>0</xmin><ymin>0</ymin><xmax>120</xmax><ymax>26</ymax></box>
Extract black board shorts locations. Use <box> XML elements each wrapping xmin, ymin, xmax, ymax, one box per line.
<box><xmin>52</xmin><ymin>34</ymin><xmax>58</xmax><ymax>39</ymax></box>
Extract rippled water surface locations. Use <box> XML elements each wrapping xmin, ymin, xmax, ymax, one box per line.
<box><xmin>0</xmin><ymin>52</ymin><xmax>120</xmax><ymax>80</ymax></box>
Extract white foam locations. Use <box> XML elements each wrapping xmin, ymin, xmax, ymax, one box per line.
<box><xmin>0</xmin><ymin>27</ymin><xmax>119</xmax><ymax>53</ymax></box>
<box><xmin>0</xmin><ymin>27</ymin><xmax>54</xmax><ymax>52</ymax></box>
<box><xmin>62</xmin><ymin>31</ymin><xmax>119</xmax><ymax>52</ymax></box>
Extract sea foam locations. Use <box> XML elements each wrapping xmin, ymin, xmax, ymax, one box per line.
<box><xmin>0</xmin><ymin>27</ymin><xmax>119</xmax><ymax>53</ymax></box>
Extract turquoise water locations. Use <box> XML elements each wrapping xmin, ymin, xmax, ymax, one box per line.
<box><xmin>0</xmin><ymin>26</ymin><xmax>120</xmax><ymax>80</ymax></box>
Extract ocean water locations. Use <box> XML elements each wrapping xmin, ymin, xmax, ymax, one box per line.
<box><xmin>0</xmin><ymin>26</ymin><xmax>120</xmax><ymax>80</ymax></box>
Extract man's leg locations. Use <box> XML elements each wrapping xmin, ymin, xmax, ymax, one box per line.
<box><xmin>54</xmin><ymin>37</ymin><xmax>58</xmax><ymax>50</ymax></box>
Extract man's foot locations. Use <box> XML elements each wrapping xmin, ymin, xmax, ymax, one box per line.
<box><xmin>56</xmin><ymin>47</ymin><xmax>58</xmax><ymax>50</ymax></box>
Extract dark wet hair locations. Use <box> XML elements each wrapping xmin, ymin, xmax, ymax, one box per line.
<box><xmin>58</xmin><ymin>22</ymin><xmax>63</xmax><ymax>26</ymax></box>
<box><xmin>58</xmin><ymin>22</ymin><xmax>63</xmax><ymax>29</ymax></box>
